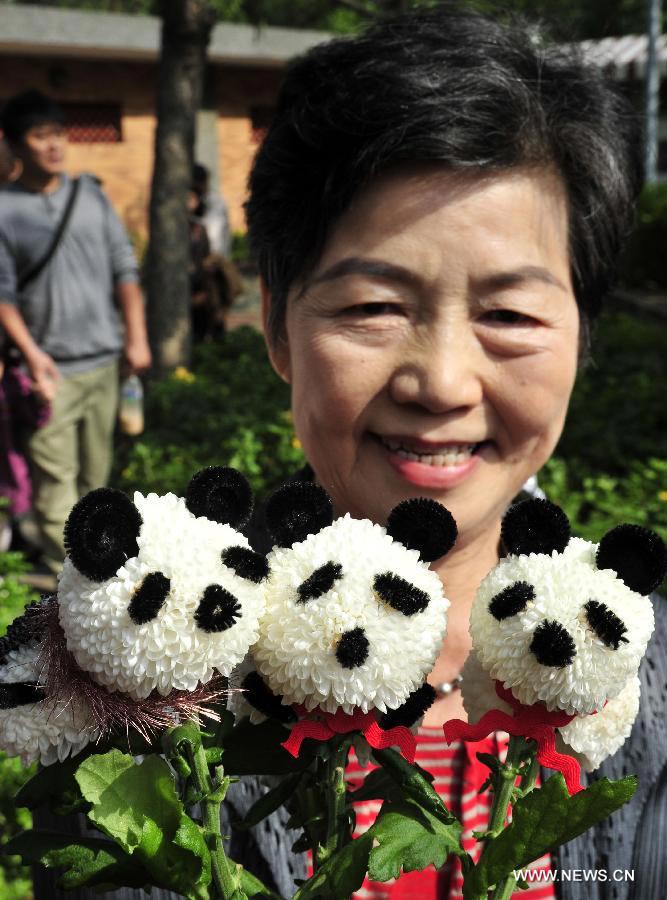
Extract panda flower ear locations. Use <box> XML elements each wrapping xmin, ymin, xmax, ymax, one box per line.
<box><xmin>64</xmin><ymin>488</ymin><xmax>142</xmax><ymax>582</ymax></box>
<box><xmin>386</xmin><ymin>498</ymin><xmax>457</xmax><ymax>562</ymax></box>
<box><xmin>185</xmin><ymin>466</ymin><xmax>253</xmax><ymax>529</ymax></box>
<box><xmin>265</xmin><ymin>481</ymin><xmax>333</xmax><ymax>547</ymax></box>
<box><xmin>501</xmin><ymin>498</ymin><xmax>570</xmax><ymax>557</ymax></box>
<box><xmin>596</xmin><ymin>524</ymin><xmax>667</xmax><ymax>595</ymax></box>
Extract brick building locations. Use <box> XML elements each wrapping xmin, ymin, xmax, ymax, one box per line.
<box><xmin>0</xmin><ymin>3</ymin><xmax>330</xmax><ymax>240</ymax></box>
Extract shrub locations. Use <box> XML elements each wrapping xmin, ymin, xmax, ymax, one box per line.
<box><xmin>619</xmin><ymin>182</ymin><xmax>667</xmax><ymax>290</ymax></box>
<box><xmin>0</xmin><ymin>551</ymin><xmax>38</xmax><ymax>900</ymax></box>
<box><xmin>113</xmin><ymin>326</ymin><xmax>305</xmax><ymax>498</ymax></box>
<box><xmin>540</xmin><ymin>309</ymin><xmax>667</xmax><ymax>588</ymax></box>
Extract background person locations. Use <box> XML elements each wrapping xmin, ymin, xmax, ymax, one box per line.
<box><xmin>0</xmin><ymin>90</ymin><xmax>151</xmax><ymax>577</ymax></box>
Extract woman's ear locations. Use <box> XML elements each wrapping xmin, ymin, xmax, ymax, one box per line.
<box><xmin>261</xmin><ymin>279</ymin><xmax>292</xmax><ymax>384</ymax></box>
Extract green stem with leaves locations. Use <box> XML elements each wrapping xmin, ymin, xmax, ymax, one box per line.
<box><xmin>311</xmin><ymin>737</ymin><xmax>353</xmax><ymax>871</ymax></box>
<box><xmin>483</xmin><ymin>735</ymin><xmax>533</xmax><ymax>900</ymax></box>
<box><xmin>187</xmin><ymin>735</ymin><xmax>241</xmax><ymax>899</ymax></box>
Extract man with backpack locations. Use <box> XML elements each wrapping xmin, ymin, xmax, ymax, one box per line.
<box><xmin>0</xmin><ymin>90</ymin><xmax>151</xmax><ymax>577</ymax></box>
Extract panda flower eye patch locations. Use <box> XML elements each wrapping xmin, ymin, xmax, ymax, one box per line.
<box><xmin>297</xmin><ymin>561</ymin><xmax>343</xmax><ymax>602</ymax></box>
<box><xmin>373</xmin><ymin>572</ymin><xmax>430</xmax><ymax>615</ymax></box>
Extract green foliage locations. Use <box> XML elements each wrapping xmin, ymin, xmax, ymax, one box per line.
<box><xmin>0</xmin><ymin>551</ymin><xmax>38</xmax><ymax>900</ymax></box>
<box><xmin>6</xmin><ymin>831</ymin><xmax>153</xmax><ymax>892</ymax></box>
<box><xmin>367</xmin><ymin>798</ymin><xmax>463</xmax><ymax>882</ymax></box>
<box><xmin>540</xmin><ymin>310</ymin><xmax>667</xmax><ymax>556</ymax></box>
<box><xmin>0</xmin><ymin>755</ymin><xmax>35</xmax><ymax>900</ymax></box>
<box><xmin>230</xmin><ymin>229</ymin><xmax>251</xmax><ymax>265</ymax></box>
<box><xmin>620</xmin><ymin>183</ymin><xmax>667</xmax><ymax>290</ymax></box>
<box><xmin>113</xmin><ymin>327</ymin><xmax>305</xmax><ymax>498</ymax></box>
<box><xmin>294</xmin><ymin>833</ymin><xmax>374</xmax><ymax>899</ymax></box>
<box><xmin>462</xmin><ymin>775</ymin><xmax>637</xmax><ymax>899</ymax></box>
<box><xmin>75</xmin><ymin>749</ymin><xmax>211</xmax><ymax>893</ymax></box>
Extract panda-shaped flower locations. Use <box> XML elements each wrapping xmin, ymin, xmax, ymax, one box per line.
<box><xmin>461</xmin><ymin>498</ymin><xmax>665</xmax><ymax>772</ymax></box>
<box><xmin>0</xmin><ymin>602</ymin><xmax>99</xmax><ymax>766</ymax></box>
<box><xmin>57</xmin><ymin>467</ymin><xmax>269</xmax><ymax>700</ymax></box>
<box><xmin>251</xmin><ymin>482</ymin><xmax>457</xmax><ymax>718</ymax></box>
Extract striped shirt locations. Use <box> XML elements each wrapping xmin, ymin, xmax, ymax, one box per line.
<box><xmin>345</xmin><ymin>727</ymin><xmax>556</xmax><ymax>899</ymax></box>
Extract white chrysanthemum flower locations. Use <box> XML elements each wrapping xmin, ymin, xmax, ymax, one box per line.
<box><xmin>58</xmin><ymin>491</ymin><xmax>265</xmax><ymax>699</ymax></box>
<box><xmin>0</xmin><ymin>644</ymin><xmax>99</xmax><ymax>766</ymax></box>
<box><xmin>254</xmin><ymin>514</ymin><xmax>449</xmax><ymax>715</ymax></box>
<box><xmin>557</xmin><ymin>675</ymin><xmax>641</xmax><ymax>771</ymax></box>
<box><xmin>470</xmin><ymin>538</ymin><xmax>654</xmax><ymax>716</ymax></box>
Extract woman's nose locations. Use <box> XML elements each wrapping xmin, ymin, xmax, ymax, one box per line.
<box><xmin>388</xmin><ymin>322</ymin><xmax>484</xmax><ymax>414</ymax></box>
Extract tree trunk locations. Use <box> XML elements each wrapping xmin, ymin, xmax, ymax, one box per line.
<box><xmin>145</xmin><ymin>0</ymin><xmax>215</xmax><ymax>378</ymax></box>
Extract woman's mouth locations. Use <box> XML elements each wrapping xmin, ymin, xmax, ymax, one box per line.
<box><xmin>379</xmin><ymin>437</ymin><xmax>480</xmax><ymax>467</ymax></box>
<box><xmin>374</xmin><ymin>435</ymin><xmax>486</xmax><ymax>488</ymax></box>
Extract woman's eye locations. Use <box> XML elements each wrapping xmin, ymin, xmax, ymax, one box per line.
<box><xmin>344</xmin><ymin>302</ymin><xmax>400</xmax><ymax>317</ymax></box>
<box><xmin>481</xmin><ymin>309</ymin><xmax>535</xmax><ymax>325</ymax></box>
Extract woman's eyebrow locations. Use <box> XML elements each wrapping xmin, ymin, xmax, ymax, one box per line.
<box><xmin>305</xmin><ymin>256</ymin><xmax>420</xmax><ymax>291</ymax></box>
<box><xmin>476</xmin><ymin>266</ymin><xmax>568</xmax><ymax>293</ymax></box>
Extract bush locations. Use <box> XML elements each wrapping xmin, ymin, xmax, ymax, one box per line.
<box><xmin>540</xmin><ymin>310</ymin><xmax>667</xmax><ymax>573</ymax></box>
<box><xmin>113</xmin><ymin>326</ymin><xmax>305</xmax><ymax>498</ymax></box>
<box><xmin>0</xmin><ymin>552</ymin><xmax>38</xmax><ymax>900</ymax></box>
<box><xmin>619</xmin><ymin>182</ymin><xmax>667</xmax><ymax>290</ymax></box>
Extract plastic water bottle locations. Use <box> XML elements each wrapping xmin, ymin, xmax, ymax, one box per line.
<box><xmin>119</xmin><ymin>374</ymin><xmax>144</xmax><ymax>436</ymax></box>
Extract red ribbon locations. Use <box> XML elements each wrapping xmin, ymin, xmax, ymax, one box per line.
<box><xmin>282</xmin><ymin>706</ymin><xmax>417</xmax><ymax>763</ymax></box>
<box><xmin>443</xmin><ymin>681</ymin><xmax>584</xmax><ymax>794</ymax></box>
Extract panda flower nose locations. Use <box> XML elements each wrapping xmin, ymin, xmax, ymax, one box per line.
<box><xmin>529</xmin><ymin>620</ymin><xmax>576</xmax><ymax>668</ymax></box>
<box><xmin>335</xmin><ymin>627</ymin><xmax>369</xmax><ymax>669</ymax></box>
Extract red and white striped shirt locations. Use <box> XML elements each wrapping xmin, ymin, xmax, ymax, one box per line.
<box><xmin>345</xmin><ymin>727</ymin><xmax>556</xmax><ymax>900</ymax></box>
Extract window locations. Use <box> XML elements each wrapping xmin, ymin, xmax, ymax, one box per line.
<box><xmin>62</xmin><ymin>103</ymin><xmax>122</xmax><ymax>143</ymax></box>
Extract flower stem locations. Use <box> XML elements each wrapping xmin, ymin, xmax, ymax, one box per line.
<box><xmin>314</xmin><ymin>737</ymin><xmax>352</xmax><ymax>870</ymax></box>
<box><xmin>484</xmin><ymin>735</ymin><xmax>535</xmax><ymax>900</ymax></box>
<box><xmin>486</xmin><ymin>735</ymin><xmax>525</xmax><ymax>838</ymax></box>
<box><xmin>188</xmin><ymin>739</ymin><xmax>240</xmax><ymax>899</ymax></box>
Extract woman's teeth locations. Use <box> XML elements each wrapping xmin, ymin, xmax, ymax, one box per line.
<box><xmin>381</xmin><ymin>438</ymin><xmax>478</xmax><ymax>466</ymax></box>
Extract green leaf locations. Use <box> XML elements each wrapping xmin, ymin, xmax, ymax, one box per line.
<box><xmin>367</xmin><ymin>798</ymin><xmax>464</xmax><ymax>883</ymax></box>
<box><xmin>74</xmin><ymin>749</ymin><xmax>211</xmax><ymax>894</ymax></box>
<box><xmin>463</xmin><ymin>775</ymin><xmax>637</xmax><ymax>899</ymax></box>
<box><xmin>5</xmin><ymin>830</ymin><xmax>151</xmax><ymax>891</ymax></box>
<box><xmin>238</xmin><ymin>771</ymin><xmax>303</xmax><ymax>829</ymax></box>
<box><xmin>294</xmin><ymin>833</ymin><xmax>373</xmax><ymax>900</ymax></box>
<box><xmin>373</xmin><ymin>748</ymin><xmax>455</xmax><ymax>827</ymax></box>
<box><xmin>348</xmin><ymin>766</ymin><xmax>401</xmax><ymax>803</ymax></box>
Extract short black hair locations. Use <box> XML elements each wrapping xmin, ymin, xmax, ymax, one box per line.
<box><xmin>1</xmin><ymin>90</ymin><xmax>65</xmax><ymax>144</ymax></box>
<box><xmin>246</xmin><ymin>3</ymin><xmax>643</xmax><ymax>346</ymax></box>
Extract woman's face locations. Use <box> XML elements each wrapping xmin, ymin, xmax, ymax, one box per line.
<box><xmin>265</xmin><ymin>166</ymin><xmax>580</xmax><ymax>552</ymax></box>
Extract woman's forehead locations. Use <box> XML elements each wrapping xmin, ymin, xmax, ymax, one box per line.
<box><xmin>296</xmin><ymin>165</ymin><xmax>572</xmax><ymax>300</ymax></box>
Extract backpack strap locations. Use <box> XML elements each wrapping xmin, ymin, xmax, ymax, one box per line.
<box><xmin>17</xmin><ymin>176</ymin><xmax>81</xmax><ymax>292</ymax></box>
